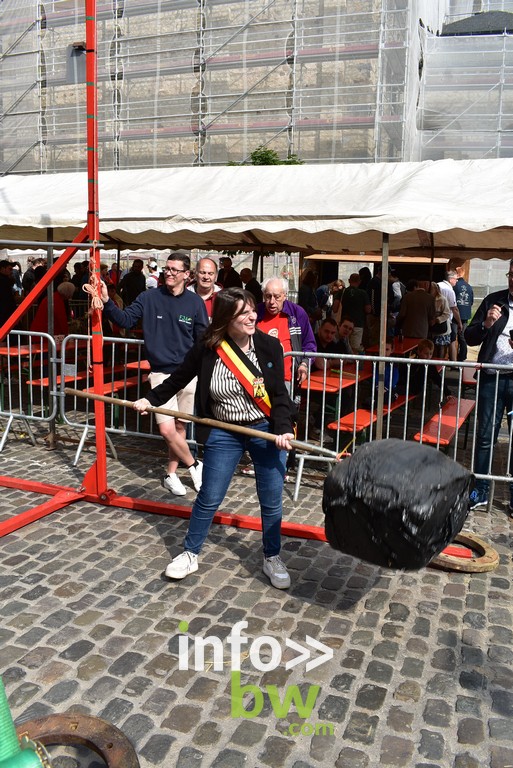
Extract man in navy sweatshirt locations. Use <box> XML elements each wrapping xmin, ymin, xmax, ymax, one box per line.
<box><xmin>101</xmin><ymin>251</ymin><xmax>209</xmax><ymax>497</ymax></box>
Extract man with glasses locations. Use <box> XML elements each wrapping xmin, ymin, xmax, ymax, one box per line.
<box><xmin>187</xmin><ymin>257</ymin><xmax>221</xmax><ymax>319</ymax></box>
<box><xmin>465</xmin><ymin>262</ymin><xmax>513</xmax><ymax>515</ymax></box>
<box><xmin>101</xmin><ymin>251</ymin><xmax>209</xmax><ymax>497</ymax></box>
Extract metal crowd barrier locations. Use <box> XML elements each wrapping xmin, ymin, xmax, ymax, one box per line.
<box><xmin>286</xmin><ymin>349</ymin><xmax>513</xmax><ymax>504</ymax></box>
<box><xmin>0</xmin><ymin>330</ymin><xmax>57</xmax><ymax>451</ymax></box>
<box><xmin>2</xmin><ymin>333</ymin><xmax>513</xmax><ymax>507</ymax></box>
<box><xmin>60</xmin><ymin>334</ymin><xmax>198</xmax><ymax>466</ymax></box>
<box><xmin>61</xmin><ymin>334</ymin><xmax>161</xmax><ymax>465</ymax></box>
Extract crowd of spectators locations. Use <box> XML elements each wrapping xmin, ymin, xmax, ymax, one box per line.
<box><xmin>1</xmin><ymin>251</ymin><xmax>476</xmax><ymax>367</ymax></box>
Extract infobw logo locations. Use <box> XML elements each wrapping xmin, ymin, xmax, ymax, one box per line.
<box><xmin>178</xmin><ymin>620</ymin><xmax>335</xmax><ymax>735</ymax></box>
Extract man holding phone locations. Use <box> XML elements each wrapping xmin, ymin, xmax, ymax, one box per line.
<box><xmin>465</xmin><ymin>263</ymin><xmax>513</xmax><ymax>513</ymax></box>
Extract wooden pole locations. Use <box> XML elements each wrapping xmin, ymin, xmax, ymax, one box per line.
<box><xmin>64</xmin><ymin>388</ymin><xmax>341</xmax><ymax>460</ymax></box>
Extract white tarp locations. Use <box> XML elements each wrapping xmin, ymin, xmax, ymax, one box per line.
<box><xmin>2</xmin><ymin>158</ymin><xmax>513</xmax><ymax>255</ymax></box>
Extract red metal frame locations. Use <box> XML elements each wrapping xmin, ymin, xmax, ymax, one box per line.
<box><xmin>0</xmin><ymin>0</ymin><xmax>109</xmax><ymax>526</ymax></box>
<box><xmin>82</xmin><ymin>0</ymin><xmax>108</xmax><ymax>498</ymax></box>
<box><xmin>0</xmin><ymin>2</ymin><xmax>473</xmax><ymax>568</ymax></box>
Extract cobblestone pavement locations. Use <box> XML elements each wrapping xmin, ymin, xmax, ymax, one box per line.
<box><xmin>0</xmin><ymin>424</ymin><xmax>512</xmax><ymax>768</ymax></box>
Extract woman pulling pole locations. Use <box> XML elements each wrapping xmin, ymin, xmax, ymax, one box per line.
<box><xmin>133</xmin><ymin>287</ymin><xmax>295</xmax><ymax>589</ymax></box>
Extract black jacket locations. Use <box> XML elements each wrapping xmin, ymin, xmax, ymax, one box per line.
<box><xmin>145</xmin><ymin>329</ymin><xmax>294</xmax><ymax>442</ymax></box>
<box><xmin>0</xmin><ymin>273</ymin><xmax>16</xmax><ymax>326</ymax></box>
<box><xmin>464</xmin><ymin>288</ymin><xmax>510</xmax><ymax>365</ymax></box>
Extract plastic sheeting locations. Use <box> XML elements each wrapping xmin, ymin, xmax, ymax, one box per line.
<box><xmin>322</xmin><ymin>439</ymin><xmax>473</xmax><ymax>570</ymax></box>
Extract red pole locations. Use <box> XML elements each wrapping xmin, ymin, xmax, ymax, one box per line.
<box><xmin>81</xmin><ymin>0</ymin><xmax>109</xmax><ymax>497</ymax></box>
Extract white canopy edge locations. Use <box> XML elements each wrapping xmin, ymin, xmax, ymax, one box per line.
<box><xmin>1</xmin><ymin>158</ymin><xmax>513</xmax><ymax>256</ymax></box>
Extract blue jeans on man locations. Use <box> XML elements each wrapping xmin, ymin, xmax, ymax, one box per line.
<box><xmin>473</xmin><ymin>373</ymin><xmax>513</xmax><ymax>500</ymax></box>
<box><xmin>184</xmin><ymin>422</ymin><xmax>286</xmax><ymax>556</ymax></box>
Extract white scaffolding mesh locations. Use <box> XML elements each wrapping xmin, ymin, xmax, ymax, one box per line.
<box><xmin>10</xmin><ymin>1</ymin><xmax>512</xmax><ymax>173</ymax></box>
<box><xmin>418</xmin><ymin>29</ymin><xmax>513</xmax><ymax>160</ymax></box>
<box><xmin>1</xmin><ymin>0</ymin><xmax>439</xmax><ymax>173</ymax></box>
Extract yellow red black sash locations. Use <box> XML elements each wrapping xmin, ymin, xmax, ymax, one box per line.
<box><xmin>217</xmin><ymin>339</ymin><xmax>272</xmax><ymax>417</ymax></box>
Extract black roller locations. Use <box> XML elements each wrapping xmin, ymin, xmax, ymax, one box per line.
<box><xmin>323</xmin><ymin>439</ymin><xmax>474</xmax><ymax>570</ymax></box>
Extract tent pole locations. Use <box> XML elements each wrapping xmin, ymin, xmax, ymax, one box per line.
<box><xmin>376</xmin><ymin>232</ymin><xmax>390</xmax><ymax>441</ymax></box>
<box><xmin>429</xmin><ymin>233</ymin><xmax>435</xmax><ymax>281</ymax></box>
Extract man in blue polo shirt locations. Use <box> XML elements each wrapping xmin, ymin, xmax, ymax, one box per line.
<box><xmin>101</xmin><ymin>251</ymin><xmax>208</xmax><ymax>497</ymax></box>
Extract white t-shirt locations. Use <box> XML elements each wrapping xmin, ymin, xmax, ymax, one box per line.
<box><xmin>438</xmin><ymin>280</ymin><xmax>457</xmax><ymax>321</ymax></box>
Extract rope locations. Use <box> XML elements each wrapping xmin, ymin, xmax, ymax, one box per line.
<box><xmin>81</xmin><ymin>267</ymin><xmax>104</xmax><ymax>372</ymax></box>
<box><xmin>82</xmin><ymin>278</ymin><xmax>104</xmax><ymax>310</ymax></box>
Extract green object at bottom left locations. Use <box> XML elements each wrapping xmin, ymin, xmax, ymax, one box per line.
<box><xmin>0</xmin><ymin>678</ymin><xmax>52</xmax><ymax>768</ymax></box>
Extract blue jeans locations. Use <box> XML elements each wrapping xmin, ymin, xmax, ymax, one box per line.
<box><xmin>184</xmin><ymin>422</ymin><xmax>286</xmax><ymax>557</ymax></box>
<box><xmin>474</xmin><ymin>373</ymin><xmax>513</xmax><ymax>495</ymax></box>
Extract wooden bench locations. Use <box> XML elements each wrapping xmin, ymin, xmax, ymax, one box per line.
<box><xmin>82</xmin><ymin>374</ymin><xmax>147</xmax><ymax>397</ymax></box>
<box><xmin>413</xmin><ymin>396</ymin><xmax>475</xmax><ymax>450</ymax></box>
<box><xmin>71</xmin><ymin>373</ymin><xmax>149</xmax><ymax>461</ymax></box>
<box><xmin>27</xmin><ymin>363</ymin><xmax>128</xmax><ymax>390</ymax></box>
<box><xmin>80</xmin><ymin>373</ymin><xmax>148</xmax><ymax>427</ymax></box>
<box><xmin>326</xmin><ymin>394</ymin><xmax>416</xmax><ymax>449</ymax></box>
<box><xmin>460</xmin><ymin>366</ymin><xmax>479</xmax><ymax>398</ymax></box>
<box><xmin>27</xmin><ymin>365</ymin><xmax>138</xmax><ymax>417</ymax></box>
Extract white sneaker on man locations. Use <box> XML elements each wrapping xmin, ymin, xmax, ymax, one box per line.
<box><xmin>165</xmin><ymin>551</ymin><xmax>198</xmax><ymax>580</ymax></box>
<box><xmin>163</xmin><ymin>473</ymin><xmax>186</xmax><ymax>496</ymax></box>
<box><xmin>188</xmin><ymin>461</ymin><xmax>203</xmax><ymax>492</ymax></box>
<box><xmin>263</xmin><ymin>555</ymin><xmax>291</xmax><ymax>589</ymax></box>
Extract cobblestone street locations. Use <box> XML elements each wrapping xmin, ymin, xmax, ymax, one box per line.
<box><xmin>0</xmin><ymin>425</ymin><xmax>512</xmax><ymax>768</ymax></box>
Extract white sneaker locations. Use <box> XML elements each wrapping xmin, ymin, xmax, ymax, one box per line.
<box><xmin>165</xmin><ymin>551</ymin><xmax>198</xmax><ymax>580</ymax></box>
<box><xmin>163</xmin><ymin>473</ymin><xmax>186</xmax><ymax>496</ymax></box>
<box><xmin>263</xmin><ymin>555</ymin><xmax>291</xmax><ymax>589</ymax></box>
<box><xmin>189</xmin><ymin>461</ymin><xmax>203</xmax><ymax>492</ymax></box>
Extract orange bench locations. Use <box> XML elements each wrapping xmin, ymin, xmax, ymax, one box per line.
<box><xmin>413</xmin><ymin>396</ymin><xmax>475</xmax><ymax>450</ymax></box>
<box><xmin>327</xmin><ymin>394</ymin><xmax>416</xmax><ymax>449</ymax></box>
<box><xmin>83</xmin><ymin>374</ymin><xmax>147</xmax><ymax>397</ymax></box>
<box><xmin>28</xmin><ymin>363</ymin><xmax>128</xmax><ymax>390</ymax></box>
<box><xmin>460</xmin><ymin>366</ymin><xmax>479</xmax><ymax>398</ymax></box>
<box><xmin>80</xmin><ymin>374</ymin><xmax>148</xmax><ymax>429</ymax></box>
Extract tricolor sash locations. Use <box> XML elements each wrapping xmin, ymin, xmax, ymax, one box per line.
<box><xmin>217</xmin><ymin>339</ymin><xmax>272</xmax><ymax>417</ymax></box>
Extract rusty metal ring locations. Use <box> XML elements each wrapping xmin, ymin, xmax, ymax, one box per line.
<box><xmin>429</xmin><ymin>531</ymin><xmax>499</xmax><ymax>573</ymax></box>
<box><xmin>16</xmin><ymin>713</ymin><xmax>140</xmax><ymax>767</ymax></box>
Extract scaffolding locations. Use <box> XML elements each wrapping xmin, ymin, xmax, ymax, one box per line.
<box><xmin>418</xmin><ymin>27</ymin><xmax>513</xmax><ymax>160</ymax></box>
<box><xmin>0</xmin><ymin>0</ymin><xmax>431</xmax><ymax>174</ymax></box>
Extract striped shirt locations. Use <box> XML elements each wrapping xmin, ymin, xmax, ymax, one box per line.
<box><xmin>210</xmin><ymin>345</ymin><xmax>266</xmax><ymax>423</ymax></box>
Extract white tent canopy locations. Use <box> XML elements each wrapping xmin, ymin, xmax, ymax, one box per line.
<box><xmin>2</xmin><ymin>159</ymin><xmax>513</xmax><ymax>256</ymax></box>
